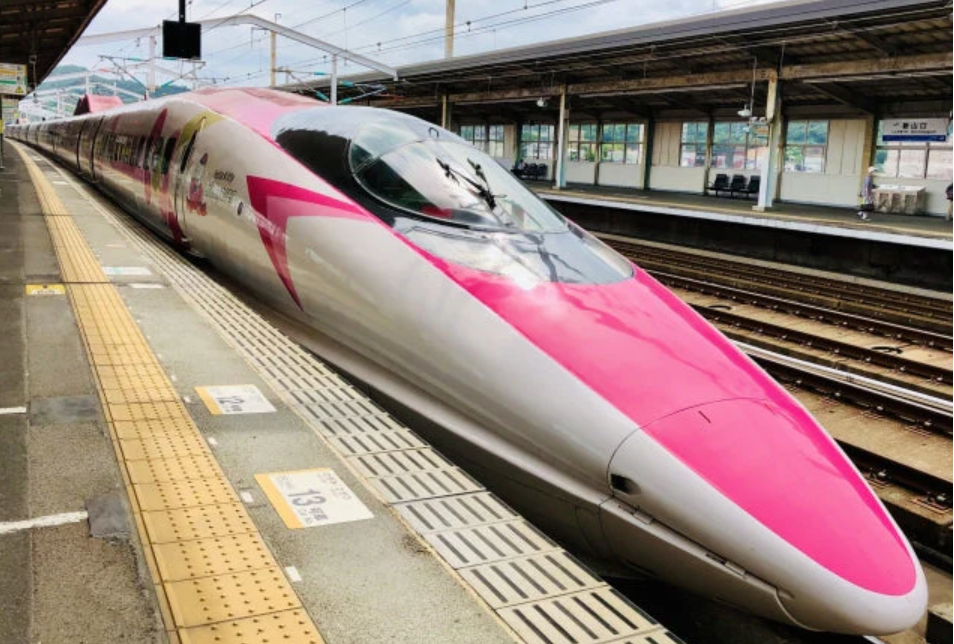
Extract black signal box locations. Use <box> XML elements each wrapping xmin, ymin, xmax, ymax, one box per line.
<box><xmin>162</xmin><ymin>20</ymin><xmax>201</xmax><ymax>59</ymax></box>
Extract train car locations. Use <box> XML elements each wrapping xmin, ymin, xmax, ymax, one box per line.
<box><xmin>9</xmin><ymin>88</ymin><xmax>927</xmax><ymax>635</ymax></box>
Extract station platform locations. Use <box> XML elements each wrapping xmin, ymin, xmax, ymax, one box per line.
<box><xmin>532</xmin><ymin>182</ymin><xmax>952</xmax><ymax>293</ymax></box>
<box><xmin>533</xmin><ymin>183</ymin><xmax>953</xmax><ymax>250</ymax></box>
<box><xmin>0</xmin><ymin>144</ymin><xmax>679</xmax><ymax>644</ymax></box>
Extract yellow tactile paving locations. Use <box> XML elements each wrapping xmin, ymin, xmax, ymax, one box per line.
<box><xmin>134</xmin><ymin>476</ymin><xmax>239</xmax><ymax>512</ymax></box>
<box><xmin>127</xmin><ymin>453</ymin><xmax>224</xmax><ymax>484</ymax></box>
<box><xmin>142</xmin><ymin>504</ymin><xmax>258</xmax><ymax>543</ymax></box>
<box><xmin>164</xmin><ymin>568</ymin><xmax>301</xmax><ymax>627</ymax></box>
<box><xmin>178</xmin><ymin>609</ymin><xmax>325</xmax><ymax>644</ymax></box>
<box><xmin>118</xmin><ymin>432</ymin><xmax>210</xmax><ymax>462</ymax></box>
<box><xmin>152</xmin><ymin>533</ymin><xmax>275</xmax><ymax>581</ymax></box>
<box><xmin>106</xmin><ymin>400</ymin><xmax>192</xmax><ymax>423</ymax></box>
<box><xmin>15</xmin><ymin>144</ymin><xmax>326</xmax><ymax>644</ymax></box>
<box><xmin>112</xmin><ymin>417</ymin><xmax>197</xmax><ymax>440</ymax></box>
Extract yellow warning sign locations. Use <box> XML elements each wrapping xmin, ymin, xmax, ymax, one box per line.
<box><xmin>25</xmin><ymin>284</ymin><xmax>66</xmax><ymax>296</ymax></box>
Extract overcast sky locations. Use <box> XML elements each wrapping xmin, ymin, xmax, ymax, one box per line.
<box><xmin>60</xmin><ymin>0</ymin><xmax>774</xmax><ymax>89</ymax></box>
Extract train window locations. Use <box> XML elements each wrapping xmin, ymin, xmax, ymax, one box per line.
<box><xmin>402</xmin><ymin>223</ymin><xmax>632</xmax><ymax>285</ymax></box>
<box><xmin>349</xmin><ymin>120</ymin><xmax>422</xmax><ymax>172</ymax></box>
<box><xmin>352</xmin><ymin>120</ymin><xmax>567</xmax><ymax>234</ymax></box>
<box><xmin>161</xmin><ymin>137</ymin><xmax>177</xmax><ymax>175</ymax></box>
<box><xmin>179</xmin><ymin>119</ymin><xmax>205</xmax><ymax>173</ymax></box>
<box><xmin>150</xmin><ymin>137</ymin><xmax>164</xmax><ymax>171</ymax></box>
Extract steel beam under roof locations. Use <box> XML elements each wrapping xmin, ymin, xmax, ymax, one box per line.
<box><xmin>283</xmin><ymin>0</ymin><xmax>951</xmax><ymax>120</ymax></box>
<box><xmin>0</xmin><ymin>0</ymin><xmax>108</xmax><ymax>88</ymax></box>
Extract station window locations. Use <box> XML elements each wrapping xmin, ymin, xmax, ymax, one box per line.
<box><xmin>679</xmin><ymin>122</ymin><xmax>708</xmax><ymax>167</ymax></box>
<box><xmin>567</xmin><ymin>123</ymin><xmax>598</xmax><ymax>162</ymax></box>
<box><xmin>459</xmin><ymin>125</ymin><xmax>488</xmax><ymax>152</ymax></box>
<box><xmin>784</xmin><ymin>120</ymin><xmax>828</xmax><ymax>173</ymax></box>
<box><xmin>487</xmin><ymin>125</ymin><xmax>505</xmax><ymax>158</ymax></box>
<box><xmin>600</xmin><ymin>123</ymin><xmax>643</xmax><ymax>165</ymax></box>
<box><xmin>712</xmin><ymin>122</ymin><xmax>768</xmax><ymax>170</ymax></box>
<box><xmin>520</xmin><ymin>124</ymin><xmax>554</xmax><ymax>160</ymax></box>
<box><xmin>873</xmin><ymin>121</ymin><xmax>952</xmax><ymax>180</ymax></box>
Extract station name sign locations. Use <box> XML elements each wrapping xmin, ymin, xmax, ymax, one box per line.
<box><xmin>881</xmin><ymin>118</ymin><xmax>949</xmax><ymax>143</ymax></box>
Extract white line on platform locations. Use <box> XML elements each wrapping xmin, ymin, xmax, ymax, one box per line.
<box><xmin>0</xmin><ymin>511</ymin><xmax>89</xmax><ymax>536</ymax></box>
<box><xmin>0</xmin><ymin>406</ymin><xmax>27</xmax><ymax>415</ymax></box>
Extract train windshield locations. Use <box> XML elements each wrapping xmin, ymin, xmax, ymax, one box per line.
<box><xmin>350</xmin><ymin>119</ymin><xmax>567</xmax><ymax>233</ymax></box>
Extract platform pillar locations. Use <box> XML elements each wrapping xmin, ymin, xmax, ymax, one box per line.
<box><xmin>441</xmin><ymin>93</ymin><xmax>453</xmax><ymax>130</ymax></box>
<box><xmin>755</xmin><ymin>76</ymin><xmax>781</xmax><ymax>211</ymax></box>
<box><xmin>642</xmin><ymin>112</ymin><xmax>654</xmax><ymax>191</ymax></box>
<box><xmin>554</xmin><ymin>85</ymin><xmax>568</xmax><ymax>189</ymax></box>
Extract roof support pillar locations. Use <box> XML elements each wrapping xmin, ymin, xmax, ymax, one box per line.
<box><xmin>642</xmin><ymin>113</ymin><xmax>655</xmax><ymax>191</ymax></box>
<box><xmin>858</xmin><ymin>113</ymin><xmax>876</xmax><ymax>198</ymax></box>
<box><xmin>554</xmin><ymin>85</ymin><xmax>568</xmax><ymax>189</ymax></box>
<box><xmin>704</xmin><ymin>112</ymin><xmax>714</xmax><ymax>194</ymax></box>
<box><xmin>441</xmin><ymin>93</ymin><xmax>453</xmax><ymax>129</ymax></box>
<box><xmin>755</xmin><ymin>77</ymin><xmax>780</xmax><ymax>211</ymax></box>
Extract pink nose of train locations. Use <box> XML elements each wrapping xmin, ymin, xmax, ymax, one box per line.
<box><xmin>635</xmin><ymin>397</ymin><xmax>927</xmax><ymax>633</ymax></box>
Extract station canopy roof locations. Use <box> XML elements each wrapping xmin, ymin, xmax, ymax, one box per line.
<box><xmin>0</xmin><ymin>0</ymin><xmax>108</xmax><ymax>90</ymax></box>
<box><xmin>285</xmin><ymin>0</ymin><xmax>952</xmax><ymax>123</ymax></box>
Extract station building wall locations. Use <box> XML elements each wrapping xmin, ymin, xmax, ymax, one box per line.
<box><xmin>778</xmin><ymin>118</ymin><xmax>950</xmax><ymax>216</ymax></box>
<box><xmin>482</xmin><ymin>115</ymin><xmax>948</xmax><ymax>215</ymax></box>
<box><xmin>648</xmin><ymin>121</ymin><xmax>706</xmax><ymax>193</ymax></box>
<box><xmin>779</xmin><ymin>119</ymin><xmax>866</xmax><ymax>209</ymax></box>
<box><xmin>566</xmin><ymin>161</ymin><xmax>596</xmax><ymax>184</ymax></box>
<box><xmin>598</xmin><ymin>162</ymin><xmax>643</xmax><ymax>189</ymax></box>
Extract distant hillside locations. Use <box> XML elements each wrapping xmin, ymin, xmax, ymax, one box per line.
<box><xmin>40</xmin><ymin>65</ymin><xmax>190</xmax><ymax>103</ymax></box>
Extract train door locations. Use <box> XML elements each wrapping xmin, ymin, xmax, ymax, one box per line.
<box><xmin>75</xmin><ymin>120</ymin><xmax>88</xmax><ymax>169</ymax></box>
<box><xmin>173</xmin><ymin>118</ymin><xmax>207</xmax><ymax>239</ymax></box>
<box><xmin>81</xmin><ymin>117</ymin><xmax>105</xmax><ymax>180</ymax></box>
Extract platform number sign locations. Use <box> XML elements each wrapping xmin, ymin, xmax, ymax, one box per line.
<box><xmin>196</xmin><ymin>384</ymin><xmax>277</xmax><ymax>415</ymax></box>
<box><xmin>256</xmin><ymin>469</ymin><xmax>373</xmax><ymax>529</ymax></box>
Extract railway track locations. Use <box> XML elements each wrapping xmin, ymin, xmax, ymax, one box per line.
<box><xmin>601</xmin><ymin>235</ymin><xmax>953</xmax><ymax>566</ymax></box>
<box><xmin>600</xmin><ymin>234</ymin><xmax>952</xmax><ymax>400</ymax></box>
<box><xmin>602</xmin><ymin>234</ymin><xmax>952</xmax><ymax>335</ymax></box>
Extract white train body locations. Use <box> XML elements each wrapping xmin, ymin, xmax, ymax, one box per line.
<box><xmin>11</xmin><ymin>88</ymin><xmax>926</xmax><ymax>635</ymax></box>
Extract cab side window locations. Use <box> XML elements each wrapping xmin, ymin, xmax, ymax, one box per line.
<box><xmin>161</xmin><ymin>137</ymin><xmax>177</xmax><ymax>175</ymax></box>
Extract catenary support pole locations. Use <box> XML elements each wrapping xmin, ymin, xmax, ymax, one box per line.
<box><xmin>445</xmin><ymin>0</ymin><xmax>455</xmax><ymax>59</ymax></box>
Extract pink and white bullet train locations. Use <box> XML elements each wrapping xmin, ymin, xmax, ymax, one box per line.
<box><xmin>12</xmin><ymin>88</ymin><xmax>926</xmax><ymax>635</ymax></box>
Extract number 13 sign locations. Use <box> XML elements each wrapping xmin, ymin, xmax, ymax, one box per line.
<box><xmin>255</xmin><ymin>468</ymin><xmax>373</xmax><ymax>529</ymax></box>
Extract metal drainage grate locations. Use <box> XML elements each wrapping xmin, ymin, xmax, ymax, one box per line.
<box><xmin>396</xmin><ymin>492</ymin><xmax>519</xmax><ymax>533</ymax></box>
<box><xmin>460</xmin><ymin>551</ymin><xmax>602</xmax><ymax>609</ymax></box>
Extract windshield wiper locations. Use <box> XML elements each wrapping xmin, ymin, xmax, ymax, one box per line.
<box><xmin>437</xmin><ymin>158</ymin><xmax>502</xmax><ymax>211</ymax></box>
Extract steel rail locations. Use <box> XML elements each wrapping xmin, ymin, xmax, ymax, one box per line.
<box><xmin>661</xmin><ymin>271</ymin><xmax>953</xmax><ymax>352</ymax></box>
<box><xmin>693</xmin><ymin>300</ymin><xmax>953</xmax><ymax>396</ymax></box>
<box><xmin>606</xmin><ymin>238</ymin><xmax>952</xmax><ymax>330</ymax></box>
<box><xmin>739</xmin><ymin>341</ymin><xmax>953</xmax><ymax>421</ymax></box>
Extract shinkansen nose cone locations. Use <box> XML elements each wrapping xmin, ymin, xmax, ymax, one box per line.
<box><xmin>606</xmin><ymin>398</ymin><xmax>926</xmax><ymax>634</ymax></box>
